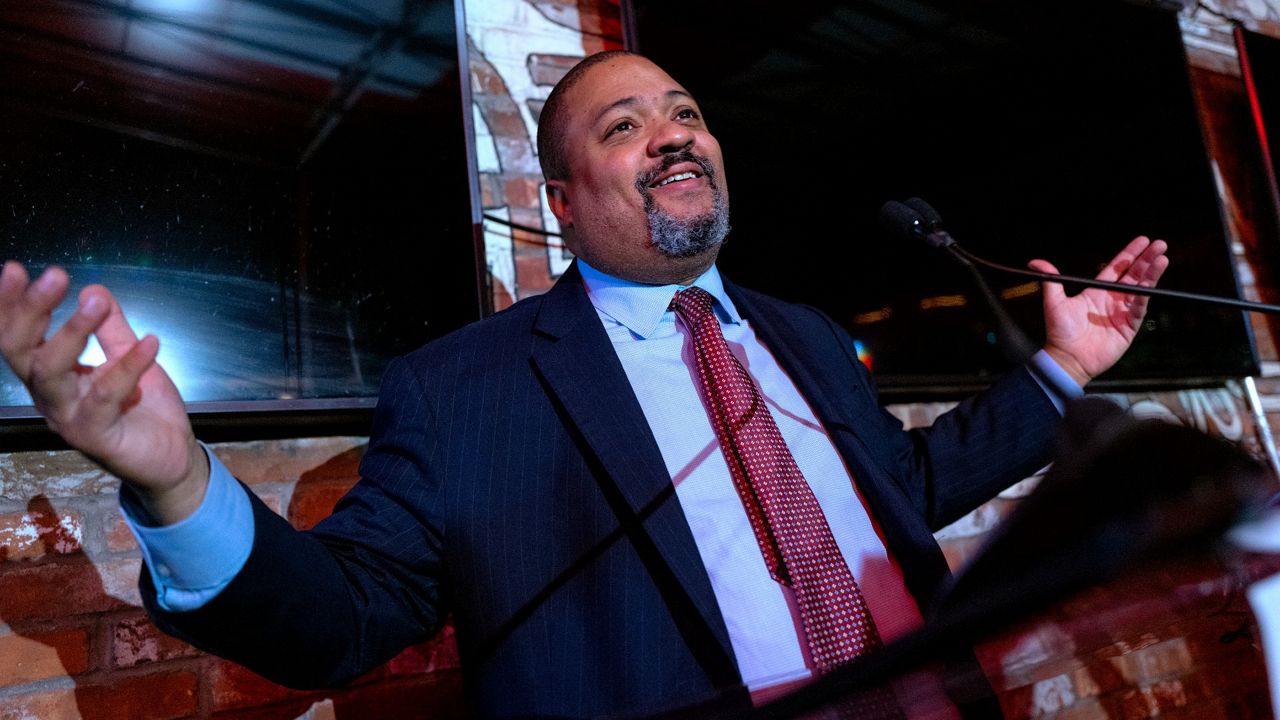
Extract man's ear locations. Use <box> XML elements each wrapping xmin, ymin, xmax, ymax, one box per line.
<box><xmin>545</xmin><ymin>180</ymin><xmax>573</xmax><ymax>227</ymax></box>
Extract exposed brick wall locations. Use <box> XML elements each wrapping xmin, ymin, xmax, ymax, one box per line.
<box><xmin>0</xmin><ymin>441</ymin><xmax>463</xmax><ymax>719</ymax></box>
<box><xmin>467</xmin><ymin>0</ymin><xmax>624</xmax><ymax>308</ymax></box>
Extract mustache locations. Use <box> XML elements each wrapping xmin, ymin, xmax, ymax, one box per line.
<box><xmin>635</xmin><ymin>150</ymin><xmax>718</xmax><ymax>191</ymax></box>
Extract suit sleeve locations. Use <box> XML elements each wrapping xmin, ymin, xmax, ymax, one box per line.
<box><xmin>142</xmin><ymin>357</ymin><xmax>449</xmax><ymax>689</ymax></box>
<box><xmin>811</xmin><ymin>308</ymin><xmax>1061</xmax><ymax>530</ymax></box>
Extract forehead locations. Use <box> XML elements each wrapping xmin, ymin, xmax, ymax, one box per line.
<box><xmin>565</xmin><ymin>57</ymin><xmax>692</xmax><ymax>124</ymax></box>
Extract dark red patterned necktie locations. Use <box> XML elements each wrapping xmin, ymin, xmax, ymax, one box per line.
<box><xmin>671</xmin><ymin>286</ymin><xmax>884</xmax><ymax>672</ymax></box>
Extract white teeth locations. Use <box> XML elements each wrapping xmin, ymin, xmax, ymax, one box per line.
<box><xmin>657</xmin><ymin>171</ymin><xmax>698</xmax><ymax>187</ymax></box>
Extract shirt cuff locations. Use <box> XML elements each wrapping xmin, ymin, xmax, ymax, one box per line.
<box><xmin>1028</xmin><ymin>349</ymin><xmax>1085</xmax><ymax>415</ymax></box>
<box><xmin>118</xmin><ymin>443</ymin><xmax>254</xmax><ymax>612</ymax></box>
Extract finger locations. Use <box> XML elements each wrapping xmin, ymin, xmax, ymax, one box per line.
<box><xmin>0</xmin><ymin>267</ymin><xmax>70</xmax><ymax>378</ymax></box>
<box><xmin>1123</xmin><ymin>239</ymin><xmax>1168</xmax><ymax>287</ymax></box>
<box><xmin>1029</xmin><ymin>258</ymin><xmax>1066</xmax><ymax>306</ymax></box>
<box><xmin>0</xmin><ymin>261</ymin><xmax>31</xmax><ymax>313</ymax></box>
<box><xmin>77</xmin><ymin>335</ymin><xmax>160</xmax><ymax>432</ymax></box>
<box><xmin>1115</xmin><ymin>244</ymin><xmax>1169</xmax><ymax>323</ymax></box>
<box><xmin>1095</xmin><ymin>236</ymin><xmax>1151</xmax><ymax>284</ymax></box>
<box><xmin>0</xmin><ymin>262</ymin><xmax>31</xmax><ymax>365</ymax></box>
<box><xmin>1108</xmin><ymin>240</ymin><xmax>1168</xmax><ymax>320</ymax></box>
<box><xmin>30</xmin><ymin>291</ymin><xmax>111</xmax><ymax>379</ymax></box>
<box><xmin>85</xmin><ymin>286</ymin><xmax>142</xmax><ymax>360</ymax></box>
<box><xmin>1123</xmin><ymin>252</ymin><xmax>1169</xmax><ymax>319</ymax></box>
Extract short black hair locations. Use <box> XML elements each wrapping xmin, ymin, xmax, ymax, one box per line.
<box><xmin>536</xmin><ymin>50</ymin><xmax>640</xmax><ymax>181</ymax></box>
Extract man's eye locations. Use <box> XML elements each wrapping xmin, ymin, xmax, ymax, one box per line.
<box><xmin>677</xmin><ymin>108</ymin><xmax>700</xmax><ymax>120</ymax></box>
<box><xmin>608</xmin><ymin>121</ymin><xmax>634</xmax><ymax>136</ymax></box>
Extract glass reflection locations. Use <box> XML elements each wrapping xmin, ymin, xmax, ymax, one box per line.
<box><xmin>0</xmin><ymin>0</ymin><xmax>479</xmax><ymax>411</ymax></box>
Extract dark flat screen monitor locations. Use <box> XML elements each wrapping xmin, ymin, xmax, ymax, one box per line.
<box><xmin>0</xmin><ymin>0</ymin><xmax>481</xmax><ymax>430</ymax></box>
<box><xmin>628</xmin><ymin>0</ymin><xmax>1258</xmax><ymax>398</ymax></box>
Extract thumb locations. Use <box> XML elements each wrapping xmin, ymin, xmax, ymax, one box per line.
<box><xmin>1030</xmin><ymin>259</ymin><xmax>1066</xmax><ymax>306</ymax></box>
<box><xmin>81</xmin><ymin>286</ymin><xmax>140</xmax><ymax>360</ymax></box>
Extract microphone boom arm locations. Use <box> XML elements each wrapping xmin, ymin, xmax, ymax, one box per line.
<box><xmin>949</xmin><ymin>244</ymin><xmax>1280</xmax><ymax>315</ymax></box>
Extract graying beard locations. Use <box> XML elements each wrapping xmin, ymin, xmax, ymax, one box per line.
<box><xmin>641</xmin><ymin>184</ymin><xmax>731</xmax><ymax>259</ymax></box>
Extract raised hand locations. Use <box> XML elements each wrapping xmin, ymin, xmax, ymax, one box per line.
<box><xmin>0</xmin><ymin>262</ymin><xmax>208</xmax><ymax>523</ymax></box>
<box><xmin>1033</xmin><ymin>236</ymin><xmax>1170</xmax><ymax>387</ymax></box>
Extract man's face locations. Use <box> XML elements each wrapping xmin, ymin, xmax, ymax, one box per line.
<box><xmin>546</xmin><ymin>56</ymin><xmax>730</xmax><ymax>285</ymax></box>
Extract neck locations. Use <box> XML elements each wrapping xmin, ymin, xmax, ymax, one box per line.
<box><xmin>607</xmin><ymin>251</ymin><xmax>719</xmax><ymax>287</ymax></box>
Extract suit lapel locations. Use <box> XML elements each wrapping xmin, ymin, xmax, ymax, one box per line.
<box><xmin>725</xmin><ymin>281</ymin><xmax>862</xmax><ymax>435</ymax></box>
<box><xmin>529</xmin><ymin>265</ymin><xmax>739</xmax><ymax>681</ymax></box>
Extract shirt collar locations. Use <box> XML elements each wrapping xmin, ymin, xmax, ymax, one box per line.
<box><xmin>577</xmin><ymin>258</ymin><xmax>743</xmax><ymax>339</ymax></box>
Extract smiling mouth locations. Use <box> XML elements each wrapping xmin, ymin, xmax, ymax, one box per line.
<box><xmin>650</xmin><ymin>170</ymin><xmax>703</xmax><ymax>189</ymax></box>
<box><xmin>638</xmin><ymin>151</ymin><xmax>717</xmax><ymax>194</ymax></box>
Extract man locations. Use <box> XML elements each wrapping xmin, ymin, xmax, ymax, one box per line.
<box><xmin>0</xmin><ymin>52</ymin><xmax>1167</xmax><ymax>717</ymax></box>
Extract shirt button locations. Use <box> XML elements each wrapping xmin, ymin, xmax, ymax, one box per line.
<box><xmin>156</xmin><ymin>563</ymin><xmax>172</xmax><ymax>579</ymax></box>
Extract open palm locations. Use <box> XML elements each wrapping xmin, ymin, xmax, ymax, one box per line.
<box><xmin>1034</xmin><ymin>236</ymin><xmax>1170</xmax><ymax>386</ymax></box>
<box><xmin>0</xmin><ymin>263</ymin><xmax>205</xmax><ymax>519</ymax></box>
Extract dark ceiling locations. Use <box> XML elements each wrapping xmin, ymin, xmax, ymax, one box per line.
<box><xmin>0</xmin><ymin>0</ymin><xmax>459</xmax><ymax>166</ymax></box>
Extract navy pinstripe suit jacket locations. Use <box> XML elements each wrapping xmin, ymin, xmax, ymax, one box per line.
<box><xmin>145</xmin><ymin>263</ymin><xmax>1060</xmax><ymax>718</ymax></box>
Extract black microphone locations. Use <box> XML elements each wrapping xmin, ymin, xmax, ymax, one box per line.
<box><xmin>880</xmin><ymin>200</ymin><xmax>1037</xmax><ymax>364</ymax></box>
<box><xmin>882</xmin><ymin>198</ymin><xmax>1280</xmax><ymax>315</ymax></box>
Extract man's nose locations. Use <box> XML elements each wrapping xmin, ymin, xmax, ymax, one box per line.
<box><xmin>648</xmin><ymin>120</ymin><xmax>694</xmax><ymax>156</ymax></box>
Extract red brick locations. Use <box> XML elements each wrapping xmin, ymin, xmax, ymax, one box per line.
<box><xmin>76</xmin><ymin>670</ymin><xmax>198</xmax><ymax>720</ymax></box>
<box><xmin>209</xmin><ymin>658</ymin><xmax>314</xmax><ymax>711</ymax></box>
<box><xmin>508</xmin><ymin>206</ymin><xmax>546</xmax><ymax>230</ymax></box>
<box><xmin>0</xmin><ymin>449</ymin><xmax>118</xmax><ymax>500</ymax></box>
<box><xmin>96</xmin><ymin>556</ymin><xmax>144</xmax><ymax>608</ymax></box>
<box><xmin>297</xmin><ymin>446</ymin><xmax>363</xmax><ymax>483</ymax></box>
<box><xmin>503</xmin><ymin>176</ymin><xmax>541</xmax><ymax>208</ymax></box>
<box><xmin>212</xmin><ymin>439</ymin><xmax>365</xmax><ymax>487</ymax></box>
<box><xmin>286</xmin><ymin>477</ymin><xmax>355</xmax><ymax>531</ymax></box>
<box><xmin>0</xmin><ymin>626</ymin><xmax>90</xmax><ymax>687</ymax></box>
<box><xmin>480</xmin><ymin>172</ymin><xmax>500</xmax><ymax>208</ymax></box>
<box><xmin>0</xmin><ymin>558</ymin><xmax>138</xmax><ymax>622</ymax></box>
<box><xmin>515</xmin><ymin>254</ymin><xmax>555</xmax><ymax>293</ymax></box>
<box><xmin>579</xmin><ymin>14</ymin><xmax>623</xmax><ymax>46</ymax></box>
<box><xmin>1108</xmin><ymin>638</ymin><xmax>1194</xmax><ymax>683</ymax></box>
<box><xmin>0</xmin><ymin>508</ymin><xmax>83</xmax><ymax>562</ymax></box>
<box><xmin>469</xmin><ymin>58</ymin><xmax>506</xmax><ymax>96</ymax></box>
<box><xmin>484</xmin><ymin>107</ymin><xmax>530</xmax><ymax>141</ymax></box>
<box><xmin>105</xmin><ymin>513</ymin><xmax>138</xmax><ymax>552</ymax></box>
<box><xmin>527</xmin><ymin>53</ymin><xmax>580</xmax><ymax>86</ymax></box>
<box><xmin>491</xmin><ymin>272</ymin><xmax>514</xmax><ymax>312</ymax></box>
<box><xmin>0</xmin><ymin>685</ymin><xmax>80</xmax><ymax>718</ymax></box>
<box><xmin>110</xmin><ymin>614</ymin><xmax>199</xmax><ymax>669</ymax></box>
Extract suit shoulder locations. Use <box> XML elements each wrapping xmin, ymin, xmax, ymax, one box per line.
<box><xmin>395</xmin><ymin>291</ymin><xmax>546</xmax><ymax>377</ymax></box>
<box><xmin>733</xmin><ymin>285</ymin><xmax>845</xmax><ymax>335</ymax></box>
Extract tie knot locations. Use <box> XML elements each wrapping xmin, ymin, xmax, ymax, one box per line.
<box><xmin>670</xmin><ymin>286</ymin><xmax>717</xmax><ymax>327</ymax></box>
